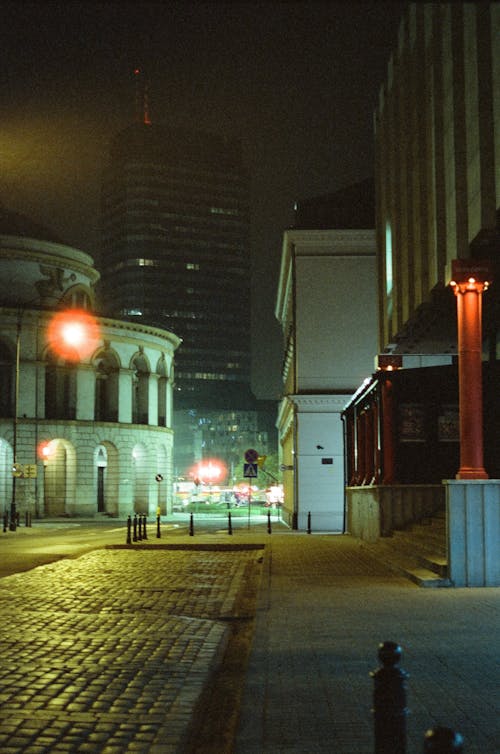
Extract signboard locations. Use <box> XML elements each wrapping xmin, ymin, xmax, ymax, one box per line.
<box><xmin>451</xmin><ymin>259</ymin><xmax>492</xmax><ymax>284</ymax></box>
<box><xmin>155</xmin><ymin>474</ymin><xmax>164</xmax><ymax>483</ymax></box>
<box><xmin>377</xmin><ymin>354</ymin><xmax>403</xmax><ymax>371</ymax></box>
<box><xmin>244</xmin><ymin>448</ymin><xmax>258</xmax><ymax>463</ymax></box>
<box><xmin>243</xmin><ymin>462</ymin><xmax>258</xmax><ymax>478</ymax></box>
<box><xmin>12</xmin><ymin>464</ymin><xmax>37</xmax><ymax>478</ymax></box>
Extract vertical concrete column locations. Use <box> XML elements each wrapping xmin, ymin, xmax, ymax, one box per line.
<box><xmin>118</xmin><ymin>368</ymin><xmax>133</xmax><ymax>423</ymax></box>
<box><xmin>450</xmin><ymin>273</ymin><xmax>489</xmax><ymax>479</ymax></box>
<box><xmin>165</xmin><ymin>378</ymin><xmax>173</xmax><ymax>428</ymax></box>
<box><xmin>148</xmin><ymin>373</ymin><xmax>159</xmax><ymax>426</ymax></box>
<box><xmin>76</xmin><ymin>364</ymin><xmax>96</xmax><ymax>420</ymax></box>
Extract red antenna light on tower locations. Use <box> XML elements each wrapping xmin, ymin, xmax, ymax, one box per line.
<box><xmin>133</xmin><ymin>67</ymin><xmax>152</xmax><ymax>126</ymax></box>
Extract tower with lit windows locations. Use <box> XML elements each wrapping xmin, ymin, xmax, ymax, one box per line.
<box><xmin>98</xmin><ymin>84</ymin><xmax>260</xmax><ymax>476</ymax></box>
<box><xmin>99</xmin><ymin>123</ymin><xmax>252</xmax><ymax>408</ymax></box>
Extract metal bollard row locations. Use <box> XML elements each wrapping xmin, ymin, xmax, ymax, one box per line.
<box><xmin>371</xmin><ymin>642</ymin><xmax>464</xmax><ymax>753</ymax></box>
<box><xmin>3</xmin><ymin>510</ymin><xmax>32</xmax><ymax>532</ymax></box>
<box><xmin>126</xmin><ymin>514</ymin><xmax>148</xmax><ymax>544</ymax></box>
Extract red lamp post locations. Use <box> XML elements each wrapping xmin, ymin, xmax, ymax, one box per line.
<box><xmin>449</xmin><ymin>260</ymin><xmax>492</xmax><ymax>480</ymax></box>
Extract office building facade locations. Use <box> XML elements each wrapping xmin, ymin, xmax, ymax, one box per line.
<box><xmin>344</xmin><ymin>4</ymin><xmax>500</xmax><ymax>585</ymax></box>
<box><xmin>99</xmin><ymin>122</ymin><xmax>262</xmax><ymax>478</ymax></box>
<box><xmin>100</xmin><ymin>123</ymin><xmax>252</xmax><ymax>407</ymax></box>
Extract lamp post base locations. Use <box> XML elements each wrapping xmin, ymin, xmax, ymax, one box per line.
<box><xmin>456</xmin><ymin>467</ymin><xmax>489</xmax><ymax>480</ymax></box>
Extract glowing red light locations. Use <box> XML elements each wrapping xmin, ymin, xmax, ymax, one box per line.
<box><xmin>47</xmin><ymin>310</ymin><xmax>99</xmax><ymax>361</ymax></box>
<box><xmin>189</xmin><ymin>458</ymin><xmax>228</xmax><ymax>485</ymax></box>
<box><xmin>38</xmin><ymin>440</ymin><xmax>53</xmax><ymax>460</ymax></box>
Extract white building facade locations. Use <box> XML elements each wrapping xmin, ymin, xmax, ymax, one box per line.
<box><xmin>0</xmin><ymin>226</ymin><xmax>180</xmax><ymax>519</ymax></box>
<box><xmin>275</xmin><ymin>228</ymin><xmax>378</xmax><ymax>531</ymax></box>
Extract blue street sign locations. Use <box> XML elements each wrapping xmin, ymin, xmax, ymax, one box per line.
<box><xmin>243</xmin><ymin>462</ymin><xmax>258</xmax><ymax>478</ymax></box>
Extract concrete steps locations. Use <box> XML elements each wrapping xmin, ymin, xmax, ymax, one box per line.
<box><xmin>360</xmin><ymin>513</ymin><xmax>451</xmax><ymax>588</ymax></box>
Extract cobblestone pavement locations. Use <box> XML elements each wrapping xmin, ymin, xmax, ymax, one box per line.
<box><xmin>0</xmin><ymin>545</ymin><xmax>263</xmax><ymax>754</ymax></box>
<box><xmin>0</xmin><ymin>526</ymin><xmax>499</xmax><ymax>754</ymax></box>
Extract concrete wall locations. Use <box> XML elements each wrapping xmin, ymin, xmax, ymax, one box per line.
<box><xmin>294</xmin><ymin>400</ymin><xmax>348</xmax><ymax>532</ymax></box>
<box><xmin>445</xmin><ymin>480</ymin><xmax>500</xmax><ymax>587</ymax></box>
<box><xmin>275</xmin><ymin>229</ymin><xmax>378</xmax><ymax>532</ymax></box>
<box><xmin>346</xmin><ymin>484</ymin><xmax>445</xmax><ymax>541</ymax></box>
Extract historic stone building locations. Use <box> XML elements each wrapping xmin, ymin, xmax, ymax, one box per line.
<box><xmin>0</xmin><ymin>207</ymin><xmax>180</xmax><ymax>520</ymax></box>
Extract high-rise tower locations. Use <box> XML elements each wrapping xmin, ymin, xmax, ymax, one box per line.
<box><xmin>99</xmin><ymin>79</ymin><xmax>257</xmax><ymax>476</ymax></box>
<box><xmin>100</xmin><ymin>123</ymin><xmax>252</xmax><ymax>409</ymax></box>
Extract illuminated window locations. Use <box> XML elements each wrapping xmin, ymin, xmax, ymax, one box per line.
<box><xmin>385</xmin><ymin>221</ymin><xmax>393</xmax><ymax>318</ymax></box>
<box><xmin>186</xmin><ymin>263</ymin><xmax>200</xmax><ymax>270</ymax></box>
<box><xmin>210</xmin><ymin>207</ymin><xmax>239</xmax><ymax>216</ymax></box>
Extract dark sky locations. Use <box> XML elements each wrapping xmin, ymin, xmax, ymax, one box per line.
<box><xmin>0</xmin><ymin>0</ymin><xmax>405</xmax><ymax>399</ymax></box>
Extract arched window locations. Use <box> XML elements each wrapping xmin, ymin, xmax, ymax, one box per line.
<box><xmin>45</xmin><ymin>349</ymin><xmax>77</xmax><ymax>420</ymax></box>
<box><xmin>94</xmin><ymin>351</ymin><xmax>120</xmax><ymax>422</ymax></box>
<box><xmin>131</xmin><ymin>353</ymin><xmax>149</xmax><ymax>425</ymax></box>
<box><xmin>0</xmin><ymin>341</ymin><xmax>14</xmax><ymax>417</ymax></box>
<box><xmin>60</xmin><ymin>285</ymin><xmax>93</xmax><ymax>311</ymax></box>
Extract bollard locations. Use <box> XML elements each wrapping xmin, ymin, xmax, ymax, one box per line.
<box><xmin>423</xmin><ymin>727</ymin><xmax>464</xmax><ymax>753</ymax></box>
<box><xmin>3</xmin><ymin>511</ymin><xmax>7</xmax><ymax>533</ymax></box>
<box><xmin>142</xmin><ymin>515</ymin><xmax>147</xmax><ymax>540</ymax></box>
<box><xmin>307</xmin><ymin>511</ymin><xmax>312</xmax><ymax>534</ymax></box>
<box><xmin>156</xmin><ymin>514</ymin><xmax>161</xmax><ymax>539</ymax></box>
<box><xmin>371</xmin><ymin>641</ymin><xmax>408</xmax><ymax>754</ymax></box>
<box><xmin>267</xmin><ymin>510</ymin><xmax>272</xmax><ymax>534</ymax></box>
<box><xmin>126</xmin><ymin>515</ymin><xmax>132</xmax><ymax>544</ymax></box>
<box><xmin>133</xmin><ymin>514</ymin><xmax>138</xmax><ymax>542</ymax></box>
<box><xmin>228</xmin><ymin>511</ymin><xmax>233</xmax><ymax>535</ymax></box>
<box><xmin>189</xmin><ymin>512</ymin><xmax>194</xmax><ymax>536</ymax></box>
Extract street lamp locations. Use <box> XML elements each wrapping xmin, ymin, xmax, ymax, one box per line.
<box><xmin>10</xmin><ymin>311</ymin><xmax>23</xmax><ymax>530</ymax></box>
<box><xmin>47</xmin><ymin>309</ymin><xmax>99</xmax><ymax>361</ymax></box>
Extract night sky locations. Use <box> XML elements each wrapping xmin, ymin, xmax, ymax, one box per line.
<box><xmin>1</xmin><ymin>1</ymin><xmax>406</xmax><ymax>399</ymax></box>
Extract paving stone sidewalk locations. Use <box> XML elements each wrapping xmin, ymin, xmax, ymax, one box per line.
<box><xmin>0</xmin><ymin>546</ymin><xmax>262</xmax><ymax>754</ymax></box>
<box><xmin>234</xmin><ymin>533</ymin><xmax>500</xmax><ymax>754</ymax></box>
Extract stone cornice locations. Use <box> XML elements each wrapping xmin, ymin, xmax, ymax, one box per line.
<box><xmin>289</xmin><ymin>394</ymin><xmax>352</xmax><ymax>412</ymax></box>
<box><xmin>284</xmin><ymin>228</ymin><xmax>375</xmax><ymax>255</ymax></box>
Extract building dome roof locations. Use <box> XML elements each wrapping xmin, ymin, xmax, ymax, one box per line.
<box><xmin>0</xmin><ymin>203</ymin><xmax>64</xmax><ymax>244</ymax></box>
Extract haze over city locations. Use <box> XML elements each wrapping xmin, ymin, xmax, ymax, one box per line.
<box><xmin>1</xmin><ymin>1</ymin><xmax>406</xmax><ymax>397</ymax></box>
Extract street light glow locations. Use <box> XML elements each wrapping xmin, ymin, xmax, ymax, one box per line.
<box><xmin>190</xmin><ymin>458</ymin><xmax>228</xmax><ymax>485</ymax></box>
<box><xmin>47</xmin><ymin>309</ymin><xmax>99</xmax><ymax>360</ymax></box>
